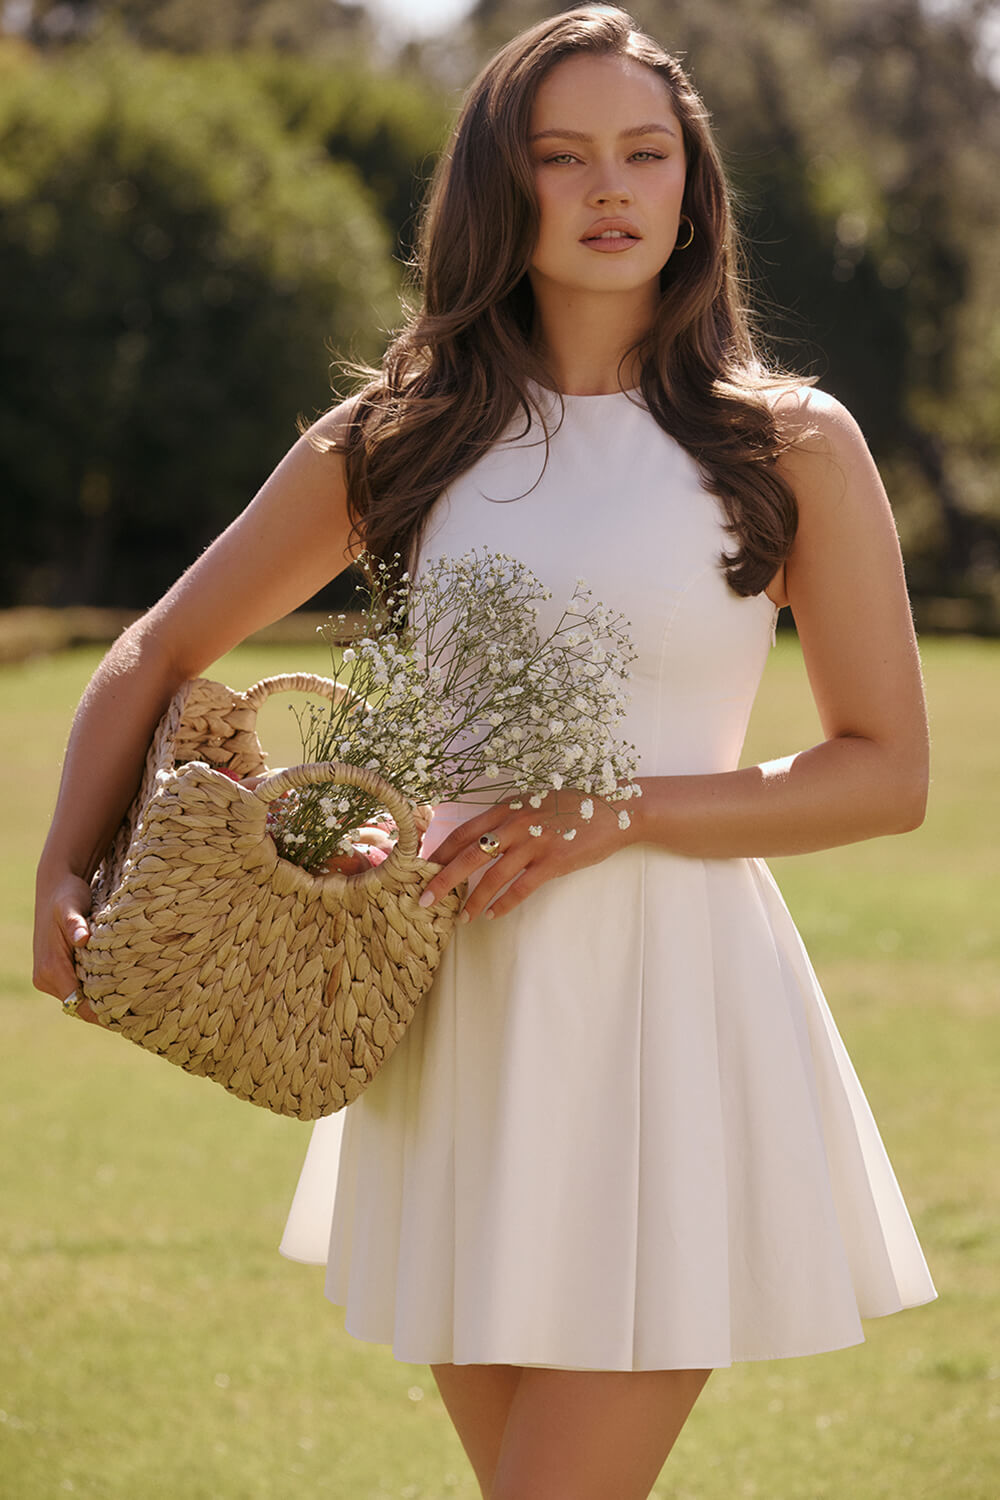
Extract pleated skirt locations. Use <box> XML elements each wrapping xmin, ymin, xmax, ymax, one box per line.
<box><xmin>281</xmin><ymin>843</ymin><xmax>935</xmax><ymax>1369</ymax></box>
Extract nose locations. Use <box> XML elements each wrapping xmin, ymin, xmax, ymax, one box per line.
<box><xmin>589</xmin><ymin>183</ymin><xmax>633</xmax><ymax>207</ymax></box>
<box><xmin>587</xmin><ymin>166</ymin><xmax>633</xmax><ymax>208</ymax></box>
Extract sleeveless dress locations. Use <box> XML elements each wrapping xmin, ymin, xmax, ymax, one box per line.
<box><xmin>280</xmin><ymin>388</ymin><xmax>936</xmax><ymax>1370</ymax></box>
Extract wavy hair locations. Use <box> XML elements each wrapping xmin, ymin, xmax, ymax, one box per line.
<box><xmin>325</xmin><ymin>5</ymin><xmax>807</xmax><ymax>596</ymax></box>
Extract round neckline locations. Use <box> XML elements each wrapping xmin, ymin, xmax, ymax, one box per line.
<box><xmin>529</xmin><ymin>380</ymin><xmax>641</xmax><ymax>402</ymax></box>
<box><xmin>561</xmin><ymin>388</ymin><xmax>640</xmax><ymax>400</ymax></box>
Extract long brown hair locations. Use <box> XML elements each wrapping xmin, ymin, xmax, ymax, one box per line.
<box><xmin>325</xmin><ymin>5</ymin><xmax>807</xmax><ymax>596</ymax></box>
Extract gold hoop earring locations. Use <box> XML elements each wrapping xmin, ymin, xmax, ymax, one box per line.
<box><xmin>675</xmin><ymin>214</ymin><xmax>695</xmax><ymax>250</ymax></box>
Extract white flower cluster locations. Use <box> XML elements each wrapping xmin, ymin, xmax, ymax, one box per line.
<box><xmin>271</xmin><ymin>550</ymin><xmax>640</xmax><ymax>871</ymax></box>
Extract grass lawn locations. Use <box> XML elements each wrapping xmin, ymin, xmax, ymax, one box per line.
<box><xmin>1</xmin><ymin>634</ymin><xmax>997</xmax><ymax>1499</ymax></box>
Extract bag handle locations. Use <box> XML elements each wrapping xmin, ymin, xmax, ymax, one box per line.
<box><xmin>242</xmin><ymin>673</ymin><xmax>367</xmax><ymax>714</ymax></box>
<box><xmin>252</xmin><ymin>761</ymin><xmax>420</xmax><ymax>859</ymax></box>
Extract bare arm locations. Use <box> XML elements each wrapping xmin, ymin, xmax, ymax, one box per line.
<box><xmin>33</xmin><ymin>407</ymin><xmax>357</xmax><ymax>1000</ymax></box>
<box><xmin>423</xmin><ymin>391</ymin><xmax>929</xmax><ymax>918</ymax></box>
<box><xmin>626</xmin><ymin>391</ymin><xmax>929</xmax><ymax>856</ymax></box>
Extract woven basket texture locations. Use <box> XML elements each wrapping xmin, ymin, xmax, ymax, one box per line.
<box><xmin>75</xmin><ymin>674</ymin><xmax>464</xmax><ymax>1120</ymax></box>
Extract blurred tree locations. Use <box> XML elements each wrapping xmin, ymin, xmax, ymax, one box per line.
<box><xmin>0</xmin><ymin>45</ymin><xmax>395</xmax><ymax>608</ymax></box>
<box><xmin>3</xmin><ymin>1</ymin><xmax>997</xmax><ymax>605</ymax></box>
<box><xmin>2</xmin><ymin>0</ymin><xmax>374</xmax><ymax>53</ymax></box>
<box><xmin>245</xmin><ymin>53</ymin><xmax>453</xmax><ymax>259</ymax></box>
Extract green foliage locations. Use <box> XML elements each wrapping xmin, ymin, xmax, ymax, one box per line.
<box><xmin>2</xmin><ymin>637</ymin><xmax>998</xmax><ymax>1497</ymax></box>
<box><xmin>8</xmin><ymin>0</ymin><xmax>374</xmax><ymax>53</ymax></box>
<box><xmin>244</xmin><ymin>52</ymin><xmax>453</xmax><ymax>260</ymax></box>
<box><xmin>0</xmin><ymin>43</ymin><xmax>396</xmax><ymax>607</ymax></box>
<box><xmin>3</xmin><ymin>2</ymin><xmax>999</xmax><ymax>609</ymax></box>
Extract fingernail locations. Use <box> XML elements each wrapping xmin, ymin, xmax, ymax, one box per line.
<box><xmin>418</xmin><ymin>889</ymin><xmax>435</xmax><ymax>908</ymax></box>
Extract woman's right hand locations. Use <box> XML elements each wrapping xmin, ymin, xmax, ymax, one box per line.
<box><xmin>32</xmin><ymin>870</ymin><xmax>100</xmax><ymax>1023</ymax></box>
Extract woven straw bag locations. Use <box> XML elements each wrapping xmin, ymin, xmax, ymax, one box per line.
<box><xmin>73</xmin><ymin>673</ymin><xmax>464</xmax><ymax>1120</ymax></box>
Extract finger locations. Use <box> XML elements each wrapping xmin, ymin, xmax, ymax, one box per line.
<box><xmin>66</xmin><ymin>911</ymin><xmax>91</xmax><ymax>948</ymax></box>
<box><xmin>47</xmin><ymin>925</ymin><xmax>101</xmax><ymax>1025</ymax></box>
<box><xmin>461</xmin><ymin>844</ymin><xmax>555</xmax><ymax>922</ymax></box>
<box><xmin>60</xmin><ymin>907</ymin><xmax>96</xmax><ymax>1013</ymax></box>
<box><xmin>42</xmin><ymin>910</ymin><xmax>91</xmax><ymax>996</ymax></box>
<box><xmin>480</xmin><ymin>863</ymin><xmax>548</xmax><ymax>921</ymax></box>
<box><xmin>35</xmin><ymin>959</ymin><xmax>82</xmax><ymax>1003</ymax></box>
<box><xmin>418</xmin><ymin>834</ymin><xmax>505</xmax><ymax>908</ymax></box>
<box><xmin>35</xmin><ymin>941</ymin><xmax>86</xmax><ymax>1007</ymax></box>
<box><xmin>60</xmin><ymin>989</ymin><xmax>101</xmax><ymax>1025</ymax></box>
<box><xmin>431</xmin><ymin>809</ymin><xmax>502</xmax><ymax>867</ymax></box>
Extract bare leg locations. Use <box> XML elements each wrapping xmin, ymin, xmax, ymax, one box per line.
<box><xmin>431</xmin><ymin>1363</ymin><xmax>710</xmax><ymax>1500</ymax></box>
<box><xmin>431</xmin><ymin>1363</ymin><xmax>523</xmax><ymax>1498</ymax></box>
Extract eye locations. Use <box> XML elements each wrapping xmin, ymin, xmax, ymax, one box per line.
<box><xmin>629</xmin><ymin>149</ymin><xmax>666</xmax><ymax>162</ymax></box>
<box><xmin>542</xmin><ymin>152</ymin><xmax>580</xmax><ymax>166</ymax></box>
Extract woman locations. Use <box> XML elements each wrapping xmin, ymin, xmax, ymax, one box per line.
<box><xmin>35</xmin><ymin>8</ymin><xmax>936</xmax><ymax>1498</ymax></box>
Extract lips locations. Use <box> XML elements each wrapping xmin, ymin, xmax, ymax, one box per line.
<box><xmin>581</xmin><ymin>218</ymin><xmax>642</xmax><ymax>251</ymax></box>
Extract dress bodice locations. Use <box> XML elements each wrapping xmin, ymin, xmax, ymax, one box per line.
<box><xmin>419</xmin><ymin>389</ymin><xmax>777</xmax><ymax>777</ymax></box>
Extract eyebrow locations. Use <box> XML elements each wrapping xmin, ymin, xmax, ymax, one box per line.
<box><xmin>529</xmin><ymin>122</ymin><xmax>679</xmax><ymax>143</ymax></box>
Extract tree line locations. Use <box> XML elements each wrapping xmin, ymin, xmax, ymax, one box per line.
<box><xmin>1</xmin><ymin>0</ymin><xmax>998</xmax><ymax>612</ymax></box>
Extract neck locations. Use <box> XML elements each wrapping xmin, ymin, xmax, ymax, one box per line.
<box><xmin>529</xmin><ymin>280</ymin><xmax>657</xmax><ymax>395</ymax></box>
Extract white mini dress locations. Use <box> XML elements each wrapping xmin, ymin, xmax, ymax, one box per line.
<box><xmin>280</xmin><ymin>389</ymin><xmax>936</xmax><ymax>1370</ymax></box>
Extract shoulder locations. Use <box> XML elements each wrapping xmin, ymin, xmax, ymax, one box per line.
<box><xmin>301</xmin><ymin>393</ymin><xmax>364</xmax><ymax>455</ymax></box>
<box><xmin>760</xmin><ymin>380</ymin><xmax>859</xmax><ymax>441</ymax></box>
<box><xmin>765</xmin><ymin>385</ymin><xmax>880</xmax><ymax>516</ymax></box>
<box><xmin>768</xmin><ymin>384</ymin><xmax>870</xmax><ymax>461</ymax></box>
<box><xmin>766</xmin><ymin>386</ymin><xmax>900</xmax><ymax>598</ymax></box>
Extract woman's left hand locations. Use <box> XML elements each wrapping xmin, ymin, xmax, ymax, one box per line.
<box><xmin>419</xmin><ymin>794</ymin><xmax>636</xmax><ymax>922</ymax></box>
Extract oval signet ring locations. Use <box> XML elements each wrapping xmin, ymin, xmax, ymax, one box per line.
<box><xmin>478</xmin><ymin>833</ymin><xmax>502</xmax><ymax>858</ymax></box>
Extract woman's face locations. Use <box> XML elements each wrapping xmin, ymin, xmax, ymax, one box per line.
<box><xmin>527</xmin><ymin>52</ymin><xmax>687</xmax><ymax>309</ymax></box>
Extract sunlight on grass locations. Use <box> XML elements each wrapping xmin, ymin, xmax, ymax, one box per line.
<box><xmin>2</xmin><ymin>635</ymin><xmax>997</xmax><ymax>1498</ymax></box>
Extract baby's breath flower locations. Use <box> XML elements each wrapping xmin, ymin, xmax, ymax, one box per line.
<box><xmin>563</xmin><ymin>828</ymin><xmax>577</xmax><ymax>841</ymax></box>
<box><xmin>528</xmin><ymin>825</ymin><xmax>543</xmax><ymax>837</ymax></box>
<box><xmin>580</xmin><ymin>798</ymin><xmax>594</xmax><ymax>821</ymax></box>
<box><xmin>618</xmin><ymin>810</ymin><xmax>631</xmax><ymax>831</ymax></box>
<box><xmin>283</xmin><ymin>548</ymin><xmax>638</xmax><ymax>873</ymax></box>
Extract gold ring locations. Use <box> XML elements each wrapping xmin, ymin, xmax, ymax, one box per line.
<box><xmin>478</xmin><ymin>833</ymin><xmax>502</xmax><ymax>858</ymax></box>
<box><xmin>61</xmin><ymin>991</ymin><xmax>82</xmax><ymax>1016</ymax></box>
